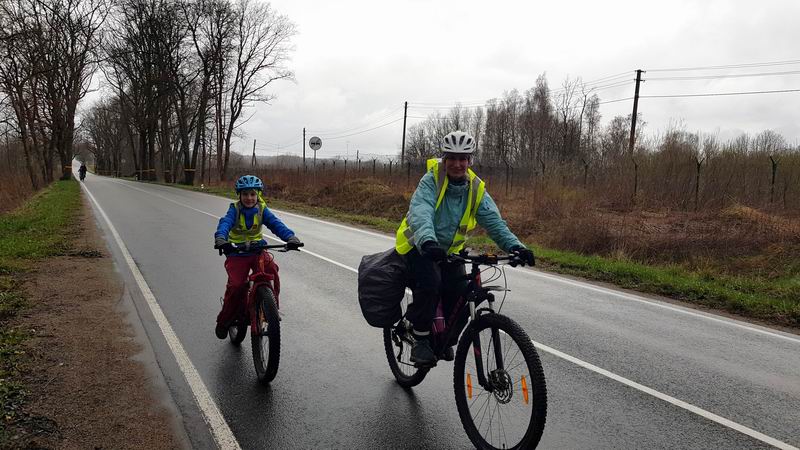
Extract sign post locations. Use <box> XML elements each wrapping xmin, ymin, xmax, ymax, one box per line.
<box><xmin>309</xmin><ymin>136</ymin><xmax>322</xmax><ymax>168</ymax></box>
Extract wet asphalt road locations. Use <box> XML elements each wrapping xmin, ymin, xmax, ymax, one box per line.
<box><xmin>80</xmin><ymin>175</ymin><xmax>800</xmax><ymax>449</ymax></box>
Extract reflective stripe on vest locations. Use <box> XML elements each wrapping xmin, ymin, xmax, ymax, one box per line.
<box><xmin>395</xmin><ymin>158</ymin><xmax>486</xmax><ymax>255</ymax></box>
<box><xmin>228</xmin><ymin>199</ymin><xmax>266</xmax><ymax>243</ymax></box>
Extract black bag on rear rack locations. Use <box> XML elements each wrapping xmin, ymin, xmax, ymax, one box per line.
<box><xmin>358</xmin><ymin>248</ymin><xmax>409</xmax><ymax>328</ymax></box>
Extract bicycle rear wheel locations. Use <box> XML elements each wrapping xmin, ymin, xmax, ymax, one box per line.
<box><xmin>383</xmin><ymin>320</ymin><xmax>430</xmax><ymax>388</ymax></box>
<box><xmin>251</xmin><ymin>285</ymin><xmax>281</xmax><ymax>384</ymax></box>
<box><xmin>454</xmin><ymin>313</ymin><xmax>547</xmax><ymax>449</ymax></box>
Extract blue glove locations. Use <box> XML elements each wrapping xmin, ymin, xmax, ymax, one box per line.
<box><xmin>421</xmin><ymin>241</ymin><xmax>447</xmax><ymax>262</ymax></box>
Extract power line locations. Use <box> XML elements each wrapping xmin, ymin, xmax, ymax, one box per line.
<box><xmin>407</xmin><ymin>77</ymin><xmax>634</xmax><ymax>111</ymax></box>
<box><xmin>647</xmin><ymin>70</ymin><xmax>800</xmax><ymax>81</ymax></box>
<box><xmin>257</xmin><ymin>139</ymin><xmax>302</xmax><ymax>152</ymax></box>
<box><xmin>322</xmin><ymin>117</ymin><xmax>405</xmax><ymax>140</ymax></box>
<box><xmin>408</xmin><ymin>100</ymin><xmax>487</xmax><ymax>106</ymax></box>
<box><xmin>305</xmin><ymin>105</ymin><xmax>405</xmax><ymax>135</ymax></box>
<box><xmin>646</xmin><ymin>58</ymin><xmax>800</xmax><ymax>72</ymax></box>
<box><xmin>599</xmin><ymin>96</ymin><xmax>634</xmax><ymax>105</ymax></box>
<box><xmin>578</xmin><ymin>79</ymin><xmax>633</xmax><ymax>93</ymax></box>
<box><xmin>640</xmin><ymin>88</ymin><xmax>800</xmax><ymax>99</ymax></box>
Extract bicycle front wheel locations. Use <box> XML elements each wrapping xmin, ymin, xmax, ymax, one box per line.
<box><xmin>228</xmin><ymin>322</ymin><xmax>247</xmax><ymax>346</ymax></box>
<box><xmin>454</xmin><ymin>313</ymin><xmax>547</xmax><ymax>449</ymax></box>
<box><xmin>251</xmin><ymin>285</ymin><xmax>281</xmax><ymax>384</ymax></box>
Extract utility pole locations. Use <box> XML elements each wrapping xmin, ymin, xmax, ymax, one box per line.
<box><xmin>302</xmin><ymin>127</ymin><xmax>306</xmax><ymax>170</ymax></box>
<box><xmin>251</xmin><ymin>139</ymin><xmax>256</xmax><ymax>167</ymax></box>
<box><xmin>401</xmin><ymin>101</ymin><xmax>408</xmax><ymax>163</ymax></box>
<box><xmin>628</xmin><ymin>69</ymin><xmax>644</xmax><ymax>153</ymax></box>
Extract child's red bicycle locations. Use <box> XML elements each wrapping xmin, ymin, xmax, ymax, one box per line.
<box><xmin>219</xmin><ymin>241</ymin><xmax>302</xmax><ymax>384</ymax></box>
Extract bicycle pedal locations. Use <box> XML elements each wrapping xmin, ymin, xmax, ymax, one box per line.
<box><xmin>412</xmin><ymin>360</ymin><xmax>438</xmax><ymax>369</ymax></box>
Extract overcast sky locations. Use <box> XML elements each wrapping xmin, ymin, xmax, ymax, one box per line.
<box><xmin>208</xmin><ymin>0</ymin><xmax>800</xmax><ymax>159</ymax></box>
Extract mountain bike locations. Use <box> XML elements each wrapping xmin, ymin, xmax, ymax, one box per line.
<box><xmin>219</xmin><ymin>241</ymin><xmax>302</xmax><ymax>384</ymax></box>
<box><xmin>384</xmin><ymin>250</ymin><xmax>547</xmax><ymax>449</ymax></box>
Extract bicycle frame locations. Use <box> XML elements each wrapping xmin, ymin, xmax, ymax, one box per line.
<box><xmin>439</xmin><ymin>259</ymin><xmax>502</xmax><ymax>391</ymax></box>
<box><xmin>246</xmin><ymin>249</ymin><xmax>280</xmax><ymax>334</ymax></box>
<box><xmin>221</xmin><ymin>240</ymin><xmax>300</xmax><ymax>334</ymax></box>
<box><xmin>402</xmin><ymin>252</ymin><xmax>516</xmax><ymax>391</ymax></box>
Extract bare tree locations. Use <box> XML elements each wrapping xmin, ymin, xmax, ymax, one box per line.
<box><xmin>36</xmin><ymin>0</ymin><xmax>107</xmax><ymax>180</ymax></box>
<box><xmin>219</xmin><ymin>0</ymin><xmax>295</xmax><ymax>180</ymax></box>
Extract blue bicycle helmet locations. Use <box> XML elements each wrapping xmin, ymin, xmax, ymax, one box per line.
<box><xmin>235</xmin><ymin>175</ymin><xmax>264</xmax><ymax>193</ymax></box>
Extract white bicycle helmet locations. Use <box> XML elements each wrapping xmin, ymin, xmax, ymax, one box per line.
<box><xmin>442</xmin><ymin>131</ymin><xmax>476</xmax><ymax>154</ymax></box>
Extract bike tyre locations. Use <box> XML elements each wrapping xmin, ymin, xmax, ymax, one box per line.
<box><xmin>453</xmin><ymin>313</ymin><xmax>547</xmax><ymax>449</ymax></box>
<box><xmin>228</xmin><ymin>322</ymin><xmax>247</xmax><ymax>346</ymax></box>
<box><xmin>383</xmin><ymin>326</ymin><xmax>430</xmax><ymax>388</ymax></box>
<box><xmin>251</xmin><ymin>285</ymin><xmax>281</xmax><ymax>384</ymax></box>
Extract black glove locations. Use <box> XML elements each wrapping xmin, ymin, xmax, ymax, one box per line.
<box><xmin>511</xmin><ymin>245</ymin><xmax>535</xmax><ymax>266</ymax></box>
<box><xmin>420</xmin><ymin>241</ymin><xmax>447</xmax><ymax>262</ymax></box>
<box><xmin>214</xmin><ymin>237</ymin><xmax>234</xmax><ymax>255</ymax></box>
<box><xmin>214</xmin><ymin>236</ymin><xmax>228</xmax><ymax>249</ymax></box>
<box><xmin>285</xmin><ymin>235</ymin><xmax>303</xmax><ymax>250</ymax></box>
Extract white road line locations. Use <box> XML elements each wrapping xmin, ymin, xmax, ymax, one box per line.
<box><xmin>271</xmin><ymin>207</ymin><xmax>396</xmax><ymax>241</ymax></box>
<box><xmin>102</xmin><ymin>178</ymin><xmax>799</xmax><ymax>447</ymax></box>
<box><xmin>535</xmin><ymin>341</ymin><xmax>798</xmax><ymax>450</ymax></box>
<box><xmin>82</xmin><ymin>184</ymin><xmax>241</xmax><ymax>450</ymax></box>
<box><xmin>515</xmin><ymin>268</ymin><xmax>800</xmax><ymax>344</ymax></box>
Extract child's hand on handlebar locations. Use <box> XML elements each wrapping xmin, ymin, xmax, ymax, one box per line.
<box><xmin>285</xmin><ymin>235</ymin><xmax>303</xmax><ymax>251</ymax></box>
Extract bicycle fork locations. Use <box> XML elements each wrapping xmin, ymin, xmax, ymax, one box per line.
<box><xmin>468</xmin><ymin>296</ymin><xmax>505</xmax><ymax>392</ymax></box>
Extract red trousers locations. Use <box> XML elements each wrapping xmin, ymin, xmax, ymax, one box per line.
<box><xmin>217</xmin><ymin>254</ymin><xmax>259</xmax><ymax>326</ymax></box>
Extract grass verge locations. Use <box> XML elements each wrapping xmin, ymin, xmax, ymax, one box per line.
<box><xmin>0</xmin><ymin>180</ymin><xmax>81</xmax><ymax>444</ymax></box>
<box><xmin>161</xmin><ymin>181</ymin><xmax>800</xmax><ymax>328</ymax></box>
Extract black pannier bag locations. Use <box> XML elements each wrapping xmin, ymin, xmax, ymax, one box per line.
<box><xmin>358</xmin><ymin>248</ymin><xmax>409</xmax><ymax>327</ymax></box>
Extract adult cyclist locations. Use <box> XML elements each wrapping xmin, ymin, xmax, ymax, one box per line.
<box><xmin>395</xmin><ymin>131</ymin><xmax>535</xmax><ymax>366</ymax></box>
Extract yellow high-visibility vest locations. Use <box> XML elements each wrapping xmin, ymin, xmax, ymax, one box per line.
<box><xmin>395</xmin><ymin>158</ymin><xmax>485</xmax><ymax>255</ymax></box>
<box><xmin>228</xmin><ymin>197</ymin><xmax>266</xmax><ymax>243</ymax></box>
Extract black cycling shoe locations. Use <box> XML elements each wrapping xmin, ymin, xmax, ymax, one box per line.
<box><xmin>215</xmin><ymin>323</ymin><xmax>228</xmax><ymax>339</ymax></box>
<box><xmin>410</xmin><ymin>338</ymin><xmax>436</xmax><ymax>366</ymax></box>
<box><xmin>441</xmin><ymin>346</ymin><xmax>455</xmax><ymax>362</ymax></box>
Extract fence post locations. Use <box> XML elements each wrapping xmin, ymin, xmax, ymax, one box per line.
<box><xmin>505</xmin><ymin>164</ymin><xmax>510</xmax><ymax>196</ymax></box>
<box><xmin>770</xmin><ymin>155</ymin><xmax>778</xmax><ymax>204</ymax></box>
<box><xmin>372</xmin><ymin>159</ymin><xmax>376</xmax><ymax>176</ymax></box>
<box><xmin>694</xmin><ymin>156</ymin><xmax>705</xmax><ymax>211</ymax></box>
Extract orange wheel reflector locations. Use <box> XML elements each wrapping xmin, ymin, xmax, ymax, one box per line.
<box><xmin>521</xmin><ymin>375</ymin><xmax>529</xmax><ymax>404</ymax></box>
<box><xmin>466</xmin><ymin>373</ymin><xmax>473</xmax><ymax>399</ymax></box>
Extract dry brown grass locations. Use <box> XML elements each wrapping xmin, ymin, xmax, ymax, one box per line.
<box><xmin>224</xmin><ymin>166</ymin><xmax>800</xmax><ymax>280</ymax></box>
<box><xmin>0</xmin><ymin>172</ymin><xmax>37</xmax><ymax>214</ymax></box>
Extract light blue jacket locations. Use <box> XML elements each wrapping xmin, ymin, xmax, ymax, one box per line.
<box><xmin>407</xmin><ymin>171</ymin><xmax>523</xmax><ymax>252</ymax></box>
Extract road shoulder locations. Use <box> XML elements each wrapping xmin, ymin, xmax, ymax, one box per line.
<box><xmin>7</xmin><ymin>192</ymin><xmax>188</xmax><ymax>449</ymax></box>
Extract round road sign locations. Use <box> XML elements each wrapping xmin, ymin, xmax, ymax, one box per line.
<box><xmin>309</xmin><ymin>136</ymin><xmax>322</xmax><ymax>150</ymax></box>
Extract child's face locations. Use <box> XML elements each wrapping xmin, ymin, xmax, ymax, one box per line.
<box><xmin>240</xmin><ymin>189</ymin><xmax>259</xmax><ymax>208</ymax></box>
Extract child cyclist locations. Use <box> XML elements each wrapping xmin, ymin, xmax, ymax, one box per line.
<box><xmin>213</xmin><ymin>175</ymin><xmax>302</xmax><ymax>339</ymax></box>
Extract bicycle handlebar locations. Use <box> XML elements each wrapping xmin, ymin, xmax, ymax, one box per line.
<box><xmin>217</xmin><ymin>241</ymin><xmax>303</xmax><ymax>256</ymax></box>
<box><xmin>447</xmin><ymin>249</ymin><xmax>528</xmax><ymax>267</ymax></box>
